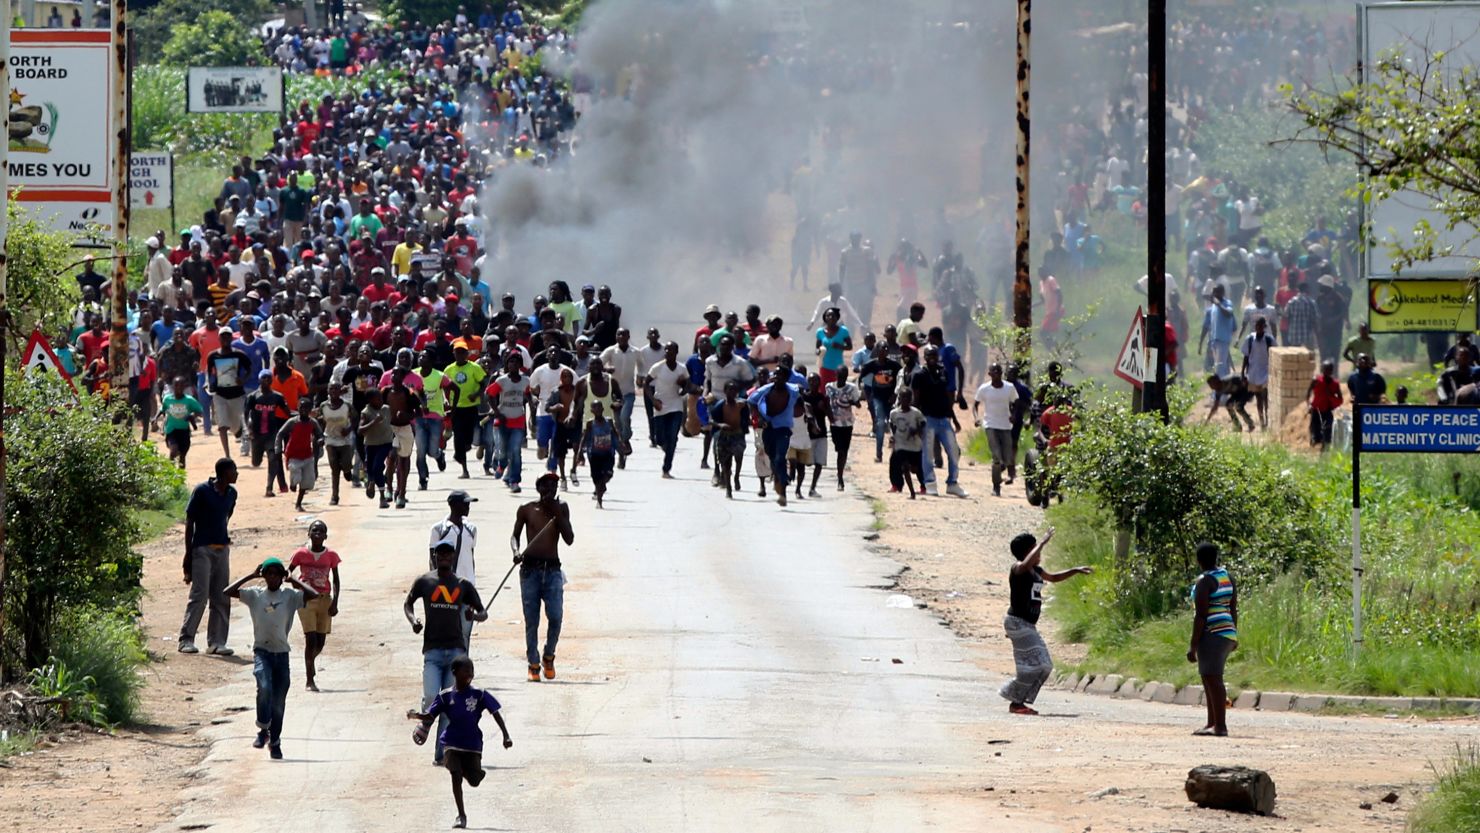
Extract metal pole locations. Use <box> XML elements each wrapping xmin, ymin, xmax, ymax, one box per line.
<box><xmin>108</xmin><ymin>0</ymin><xmax>128</xmax><ymax>392</ymax></box>
<box><xmin>0</xmin><ymin>0</ymin><xmax>12</xmax><ymax>681</ymax></box>
<box><xmin>1144</xmin><ymin>0</ymin><xmax>1168</xmax><ymax>421</ymax></box>
<box><xmin>1012</xmin><ymin>0</ymin><xmax>1033</xmax><ymax>367</ymax></box>
<box><xmin>1351</xmin><ymin>403</ymin><xmax>1363</xmax><ymax>653</ymax></box>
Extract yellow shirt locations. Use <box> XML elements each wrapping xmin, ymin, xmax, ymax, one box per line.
<box><xmin>392</xmin><ymin>242</ymin><xmax>423</xmax><ymax>276</ymax></box>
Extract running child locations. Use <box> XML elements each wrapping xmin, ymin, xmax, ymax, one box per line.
<box><xmin>288</xmin><ymin>520</ymin><xmax>341</xmax><ymax>692</ymax></box>
<box><xmin>277</xmin><ymin>398</ymin><xmax>324</xmax><ymax>511</ymax></box>
<box><xmin>579</xmin><ymin>400</ymin><xmax>616</xmax><ymax>508</ymax></box>
<box><xmin>406</xmin><ymin>656</ymin><xmax>513</xmax><ymax>830</ymax></box>
<box><xmin>158</xmin><ymin>375</ymin><xmax>204</xmax><ymax>468</ymax></box>
<box><xmin>886</xmin><ymin>388</ymin><xmax>924</xmax><ymax>498</ymax></box>
<box><xmin>224</xmin><ymin>558</ymin><xmax>318</xmax><ymax>759</ymax></box>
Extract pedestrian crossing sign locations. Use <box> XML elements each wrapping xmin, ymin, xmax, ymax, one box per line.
<box><xmin>1114</xmin><ymin>307</ymin><xmax>1146</xmax><ymax>390</ymax></box>
<box><xmin>21</xmin><ymin>328</ymin><xmax>77</xmax><ymax>393</ymax></box>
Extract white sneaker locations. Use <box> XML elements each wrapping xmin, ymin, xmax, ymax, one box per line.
<box><xmin>947</xmin><ymin>483</ymin><xmax>969</xmax><ymax>498</ymax></box>
<box><xmin>925</xmin><ymin>482</ymin><xmax>939</xmax><ymax>497</ymax></box>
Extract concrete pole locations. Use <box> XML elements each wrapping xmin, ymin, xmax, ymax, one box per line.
<box><xmin>1012</xmin><ymin>0</ymin><xmax>1032</xmax><ymax>366</ymax></box>
<box><xmin>1144</xmin><ymin>0</ymin><xmax>1168</xmax><ymax>421</ymax></box>
<box><xmin>108</xmin><ymin>0</ymin><xmax>127</xmax><ymax>391</ymax></box>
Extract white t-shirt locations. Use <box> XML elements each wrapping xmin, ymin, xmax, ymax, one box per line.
<box><xmin>528</xmin><ymin>364</ymin><xmax>565</xmax><ymax>417</ymax></box>
<box><xmin>600</xmin><ymin>344</ymin><xmax>642</xmax><ymax>394</ymax></box>
<box><xmin>646</xmin><ymin>361</ymin><xmax>689</xmax><ymax>416</ymax></box>
<box><xmin>974</xmin><ymin>382</ymin><xmax>1019</xmax><ymax>431</ymax></box>
<box><xmin>1241</xmin><ymin>332</ymin><xmax>1275</xmax><ymax>386</ymax></box>
<box><xmin>636</xmin><ymin>344</ymin><xmax>666</xmax><ymax>383</ymax></box>
<box><xmin>704</xmin><ymin>355</ymin><xmax>755</xmax><ymax>398</ymax></box>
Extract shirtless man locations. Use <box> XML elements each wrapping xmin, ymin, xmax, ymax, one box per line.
<box><xmin>511</xmin><ymin>473</ymin><xmax>575</xmax><ymax>682</ymax></box>
<box><xmin>383</xmin><ymin>366</ymin><xmax>424</xmax><ymax>509</ymax></box>
<box><xmin>711</xmin><ymin>381</ymin><xmax>750</xmax><ymax>499</ymax></box>
<box><xmin>546</xmin><ymin>368</ymin><xmax>581</xmax><ymax>490</ymax></box>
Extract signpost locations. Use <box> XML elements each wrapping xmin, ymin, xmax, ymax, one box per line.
<box><xmin>1114</xmin><ymin>307</ymin><xmax>1146</xmax><ymax>390</ymax></box>
<box><xmin>1350</xmin><ymin>403</ymin><xmax>1480</xmax><ymax>652</ymax></box>
<box><xmin>130</xmin><ymin>150</ymin><xmax>174</xmax><ymax>232</ymax></box>
<box><xmin>5</xmin><ymin>29</ymin><xmax>116</xmax><ymax>248</ymax></box>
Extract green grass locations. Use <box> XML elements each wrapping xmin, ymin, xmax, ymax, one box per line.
<box><xmin>136</xmin><ymin>486</ymin><xmax>188</xmax><ymax>543</ymax></box>
<box><xmin>52</xmin><ymin>608</ymin><xmax>149</xmax><ymax>726</ymax></box>
<box><xmin>1409</xmin><ymin>745</ymin><xmax>1480</xmax><ymax>833</ymax></box>
<box><xmin>0</xmin><ymin>728</ymin><xmax>38</xmax><ymax>760</ymax></box>
<box><xmin>869</xmin><ymin>498</ymin><xmax>886</xmax><ymax>531</ymax></box>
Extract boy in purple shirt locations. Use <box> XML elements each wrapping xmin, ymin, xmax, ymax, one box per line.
<box><xmin>408</xmin><ymin>656</ymin><xmax>513</xmax><ymax>829</ymax></box>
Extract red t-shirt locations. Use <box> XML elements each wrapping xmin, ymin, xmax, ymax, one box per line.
<box><xmin>282</xmin><ymin>418</ymin><xmax>317</xmax><ymax>461</ymax></box>
<box><xmin>77</xmin><ymin>330</ymin><xmax>109</xmax><ymax>364</ymax></box>
<box><xmin>1041</xmin><ymin>407</ymin><xmax>1073</xmax><ymax>448</ymax></box>
<box><xmin>288</xmin><ymin>546</ymin><xmax>341</xmax><ymax>594</ymax></box>
<box><xmin>361</xmin><ymin>283</ymin><xmax>403</xmax><ymax>307</ymax></box>
<box><xmin>1310</xmin><ymin>375</ymin><xmax>1343</xmax><ymax>411</ymax></box>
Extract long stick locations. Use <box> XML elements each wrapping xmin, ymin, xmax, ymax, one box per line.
<box><xmin>492</xmin><ymin>514</ymin><xmax>560</xmax><ymax>605</ymax></box>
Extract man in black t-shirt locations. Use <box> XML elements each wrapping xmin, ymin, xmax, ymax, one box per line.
<box><xmin>405</xmin><ymin>542</ymin><xmax>486</xmax><ymax>766</ymax></box>
<box><xmin>1000</xmin><ymin>529</ymin><xmax>1093</xmax><ymax>716</ymax></box>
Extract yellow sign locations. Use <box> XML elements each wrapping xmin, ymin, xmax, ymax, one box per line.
<box><xmin>1367</xmin><ymin>278</ymin><xmax>1478</xmax><ymax>334</ymax></box>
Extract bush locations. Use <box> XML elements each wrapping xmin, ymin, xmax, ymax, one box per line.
<box><xmin>51</xmin><ymin>608</ymin><xmax>147</xmax><ymax>726</ymax></box>
<box><xmin>27</xmin><ymin>658</ymin><xmax>107</xmax><ymax>727</ymax></box>
<box><xmin>3</xmin><ymin>371</ymin><xmax>183</xmax><ymax>674</ymax></box>
<box><xmin>132</xmin><ymin>0</ymin><xmax>273</xmax><ymax>65</ymax></box>
<box><xmin>1409</xmin><ymin>745</ymin><xmax>1480</xmax><ymax>833</ymax></box>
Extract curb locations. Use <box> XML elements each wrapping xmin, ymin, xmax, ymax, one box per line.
<box><xmin>1051</xmin><ymin>672</ymin><xmax>1480</xmax><ymax>715</ymax></box>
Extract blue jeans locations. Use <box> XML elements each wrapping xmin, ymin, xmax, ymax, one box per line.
<box><xmin>761</xmin><ymin>425</ymin><xmax>793</xmax><ymax>491</ymax></box>
<box><xmin>480</xmin><ymin>417</ymin><xmax>500</xmax><ymax>473</ymax></box>
<box><xmin>520</xmin><ymin>565</ymin><xmax>564</xmax><ymax>666</ymax></box>
<box><xmin>615</xmin><ymin>392</ymin><xmax>635</xmax><ymax>447</ymax></box>
<box><xmin>498</xmin><ymin>425</ymin><xmax>525</xmax><ymax>485</ymax></box>
<box><xmin>365</xmin><ymin>442</ymin><xmax>391</xmax><ymax>490</ymax></box>
<box><xmin>196</xmin><ymin>371</ymin><xmax>213</xmax><ymax>434</ymax></box>
<box><xmin>421</xmin><ymin>647</ymin><xmax>460</xmax><ymax>762</ymax></box>
<box><xmin>920</xmin><ymin>416</ymin><xmax>960</xmax><ymax>486</ymax></box>
<box><xmin>652</xmin><ymin>412</ymin><xmax>683</xmax><ymax>473</ymax></box>
<box><xmin>869</xmin><ymin>397</ymin><xmax>890</xmax><ymax>458</ymax></box>
<box><xmin>413</xmin><ymin>415</ymin><xmax>445</xmax><ymax>484</ymax></box>
<box><xmin>253</xmin><ymin>648</ymin><xmax>290</xmax><ymax>746</ymax></box>
<box><xmin>536</xmin><ymin>414</ymin><xmax>558</xmax><ymax>453</ymax></box>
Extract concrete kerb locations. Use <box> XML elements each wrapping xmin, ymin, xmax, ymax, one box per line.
<box><xmin>1066</xmin><ymin>671</ymin><xmax>1480</xmax><ymax>716</ymax></box>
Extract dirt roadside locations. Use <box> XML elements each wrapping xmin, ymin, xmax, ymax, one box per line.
<box><xmin>852</xmin><ymin>421</ymin><xmax>1479</xmax><ymax>832</ymax></box>
<box><xmin>0</xmin><ymin>440</ymin><xmax>316</xmax><ymax>833</ymax></box>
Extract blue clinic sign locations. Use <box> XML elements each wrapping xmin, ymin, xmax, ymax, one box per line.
<box><xmin>1358</xmin><ymin>405</ymin><xmax>1480</xmax><ymax>454</ymax></box>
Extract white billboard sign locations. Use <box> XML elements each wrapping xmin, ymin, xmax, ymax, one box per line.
<box><xmin>19</xmin><ymin>200</ymin><xmax>115</xmax><ymax>249</ymax></box>
<box><xmin>6</xmin><ymin>30</ymin><xmax>114</xmax><ymax>190</ymax></box>
<box><xmin>186</xmin><ymin>66</ymin><xmax>284</xmax><ymax>113</ymax></box>
<box><xmin>130</xmin><ymin>152</ymin><xmax>173</xmax><ymax>209</ymax></box>
<box><xmin>1362</xmin><ymin>2</ymin><xmax>1480</xmax><ymax>279</ymax></box>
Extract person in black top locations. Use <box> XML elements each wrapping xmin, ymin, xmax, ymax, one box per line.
<box><xmin>999</xmin><ymin>529</ymin><xmax>1093</xmax><ymax>716</ymax></box>
<box><xmin>405</xmin><ymin>542</ymin><xmax>487</xmax><ymax>767</ymax></box>
<box><xmin>179</xmin><ymin>458</ymin><xmax>239</xmax><ymax>655</ymax></box>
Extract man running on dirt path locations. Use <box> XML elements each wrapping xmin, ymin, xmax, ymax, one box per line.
<box><xmin>511</xmin><ymin>473</ymin><xmax>574</xmax><ymax>682</ymax></box>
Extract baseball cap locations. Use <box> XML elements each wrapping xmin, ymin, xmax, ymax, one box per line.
<box><xmin>146</xmin><ymin>236</ymin><xmax>160</xmax><ymax>248</ymax></box>
<box><xmin>447</xmin><ymin>490</ymin><xmax>478</xmax><ymax>505</ymax></box>
<box><xmin>258</xmin><ymin>369</ymin><xmax>274</xmax><ymax>381</ymax></box>
<box><xmin>433</xmin><ymin>539</ymin><xmax>458</xmax><ymax>552</ymax></box>
<box><xmin>259</xmin><ymin>557</ymin><xmax>287</xmax><ymax>572</ymax></box>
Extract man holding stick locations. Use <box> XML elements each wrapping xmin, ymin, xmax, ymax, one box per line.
<box><xmin>511</xmin><ymin>473</ymin><xmax>574</xmax><ymax>682</ymax></box>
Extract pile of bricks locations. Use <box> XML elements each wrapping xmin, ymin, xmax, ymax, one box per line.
<box><xmin>1268</xmin><ymin>347</ymin><xmax>1316</xmax><ymax>432</ymax></box>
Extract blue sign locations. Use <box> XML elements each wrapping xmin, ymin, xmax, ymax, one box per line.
<box><xmin>1358</xmin><ymin>405</ymin><xmax>1480</xmax><ymax>454</ymax></box>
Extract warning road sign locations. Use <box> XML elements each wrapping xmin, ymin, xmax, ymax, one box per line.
<box><xmin>21</xmin><ymin>328</ymin><xmax>77</xmax><ymax>393</ymax></box>
<box><xmin>1114</xmin><ymin>307</ymin><xmax>1146</xmax><ymax>390</ymax></box>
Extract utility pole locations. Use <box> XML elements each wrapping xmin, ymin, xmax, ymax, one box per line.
<box><xmin>0</xmin><ymin>0</ymin><xmax>11</xmax><ymax>680</ymax></box>
<box><xmin>1143</xmin><ymin>0</ymin><xmax>1169</xmax><ymax>422</ymax></box>
<box><xmin>108</xmin><ymin>0</ymin><xmax>128</xmax><ymax>393</ymax></box>
<box><xmin>1013</xmin><ymin>0</ymin><xmax>1033</xmax><ymax>367</ymax></box>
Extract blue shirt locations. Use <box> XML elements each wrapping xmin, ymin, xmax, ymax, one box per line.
<box><xmin>186</xmin><ymin>479</ymin><xmax>237</xmax><ymax>548</ymax></box>
<box><xmin>1202</xmin><ymin>300</ymin><xmax>1236</xmax><ymax>344</ymax></box>
<box><xmin>425</xmin><ymin>686</ymin><xmax>502</xmax><ymax>753</ymax></box>
<box><xmin>747</xmin><ymin>382</ymin><xmax>801</xmax><ymax>429</ymax></box>
<box><xmin>816</xmin><ymin>325</ymin><xmax>851</xmax><ymax>371</ymax></box>
<box><xmin>233</xmin><ymin>337</ymin><xmax>271</xmax><ymax>392</ymax></box>
<box><xmin>685</xmin><ymin>354</ymin><xmax>706</xmax><ymax>387</ymax></box>
<box><xmin>938</xmin><ymin>343</ymin><xmax>962</xmax><ymax>392</ymax></box>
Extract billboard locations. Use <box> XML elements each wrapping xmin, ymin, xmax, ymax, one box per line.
<box><xmin>6</xmin><ymin>30</ymin><xmax>117</xmax><ymax>248</ymax></box>
<box><xmin>1361</xmin><ymin>3</ymin><xmax>1480</xmax><ymax>279</ymax></box>
<box><xmin>186</xmin><ymin>66</ymin><xmax>284</xmax><ymax>113</ymax></box>
<box><xmin>1367</xmin><ymin>278</ymin><xmax>1479</xmax><ymax>334</ymax></box>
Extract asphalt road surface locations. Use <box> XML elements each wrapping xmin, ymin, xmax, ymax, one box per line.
<box><xmin>158</xmin><ymin>438</ymin><xmax>1477</xmax><ymax>833</ymax></box>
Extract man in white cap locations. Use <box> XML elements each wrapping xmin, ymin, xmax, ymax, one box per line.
<box><xmin>145</xmin><ymin>235</ymin><xmax>172</xmax><ymax>297</ymax></box>
<box><xmin>430</xmin><ymin>490</ymin><xmax>480</xmax><ymax>645</ymax></box>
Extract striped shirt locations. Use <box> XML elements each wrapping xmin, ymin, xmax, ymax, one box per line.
<box><xmin>1194</xmin><ymin>567</ymin><xmax>1237</xmax><ymax>639</ymax></box>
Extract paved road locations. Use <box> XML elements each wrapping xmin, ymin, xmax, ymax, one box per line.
<box><xmin>161</xmin><ymin>440</ymin><xmax>1051</xmax><ymax>833</ymax></box>
<box><xmin>156</xmin><ymin>436</ymin><xmax>1480</xmax><ymax>833</ymax></box>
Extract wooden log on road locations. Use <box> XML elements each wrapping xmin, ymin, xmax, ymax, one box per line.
<box><xmin>1184</xmin><ymin>765</ymin><xmax>1276</xmax><ymax>815</ymax></box>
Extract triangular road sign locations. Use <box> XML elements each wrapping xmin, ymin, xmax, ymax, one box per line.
<box><xmin>21</xmin><ymin>328</ymin><xmax>78</xmax><ymax>394</ymax></box>
<box><xmin>1114</xmin><ymin>307</ymin><xmax>1146</xmax><ymax>390</ymax></box>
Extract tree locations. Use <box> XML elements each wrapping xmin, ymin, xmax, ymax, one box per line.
<box><xmin>160</xmin><ymin>10</ymin><xmax>264</xmax><ymax>68</ymax></box>
<box><xmin>4</xmin><ymin>202</ymin><xmax>80</xmax><ymax>356</ymax></box>
<box><xmin>132</xmin><ymin>0</ymin><xmax>272</xmax><ymax>65</ymax></box>
<box><xmin>1286</xmin><ymin>46</ymin><xmax>1480</xmax><ymax>274</ymax></box>
<box><xmin>2</xmin><ymin>372</ymin><xmax>181</xmax><ymax>672</ymax></box>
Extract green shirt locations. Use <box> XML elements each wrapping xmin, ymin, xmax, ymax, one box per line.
<box><xmin>549</xmin><ymin>300</ymin><xmax>582</xmax><ymax>334</ymax></box>
<box><xmin>1344</xmin><ymin>335</ymin><xmax>1377</xmax><ymax>365</ymax></box>
<box><xmin>349</xmin><ymin>213</ymin><xmax>383</xmax><ymax>241</ymax></box>
<box><xmin>160</xmin><ymin>393</ymin><xmax>203</xmax><ymax>434</ymax></box>
<box><xmin>417</xmin><ymin>368</ymin><xmax>449</xmax><ymax>415</ymax></box>
<box><xmin>443</xmin><ymin>361</ymin><xmax>487</xmax><ymax>408</ymax></box>
<box><xmin>280</xmin><ymin>186</ymin><xmax>311</xmax><ymax>223</ymax></box>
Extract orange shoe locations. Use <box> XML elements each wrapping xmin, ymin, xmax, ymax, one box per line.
<box><xmin>1008</xmin><ymin>703</ymin><xmax>1039</xmax><ymax>716</ymax></box>
<box><xmin>542</xmin><ymin>658</ymin><xmax>556</xmax><ymax>680</ymax></box>
<box><xmin>527</xmin><ymin>664</ymin><xmax>541</xmax><ymax>682</ymax></box>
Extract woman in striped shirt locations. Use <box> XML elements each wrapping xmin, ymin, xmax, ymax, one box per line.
<box><xmin>1188</xmin><ymin>541</ymin><xmax>1238</xmax><ymax>737</ymax></box>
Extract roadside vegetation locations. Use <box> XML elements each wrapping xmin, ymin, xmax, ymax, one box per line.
<box><xmin>1408</xmin><ymin>745</ymin><xmax>1480</xmax><ymax>833</ymax></box>
<box><xmin>1038</xmin><ymin>394</ymin><xmax>1479</xmax><ymax>697</ymax></box>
